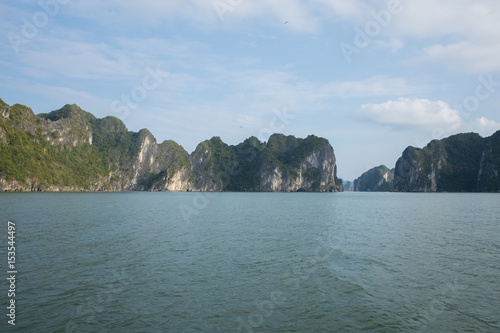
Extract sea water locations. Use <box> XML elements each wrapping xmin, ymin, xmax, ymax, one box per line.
<box><xmin>0</xmin><ymin>192</ymin><xmax>499</xmax><ymax>332</ymax></box>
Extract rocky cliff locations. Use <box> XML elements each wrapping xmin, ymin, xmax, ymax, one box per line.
<box><xmin>0</xmin><ymin>99</ymin><xmax>342</xmax><ymax>192</ymax></box>
<box><xmin>354</xmin><ymin>165</ymin><xmax>394</xmax><ymax>192</ymax></box>
<box><xmin>393</xmin><ymin>131</ymin><xmax>500</xmax><ymax>192</ymax></box>
<box><xmin>245</xmin><ymin>134</ymin><xmax>342</xmax><ymax>192</ymax></box>
<box><xmin>189</xmin><ymin>134</ymin><xmax>342</xmax><ymax>192</ymax></box>
<box><xmin>342</xmin><ymin>180</ymin><xmax>354</xmax><ymax>191</ymax></box>
<box><xmin>476</xmin><ymin>130</ymin><xmax>500</xmax><ymax>192</ymax></box>
<box><xmin>0</xmin><ymin>101</ymin><xmax>193</xmax><ymax>191</ymax></box>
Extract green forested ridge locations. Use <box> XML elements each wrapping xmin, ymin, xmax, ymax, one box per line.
<box><xmin>393</xmin><ymin>131</ymin><xmax>500</xmax><ymax>192</ymax></box>
<box><xmin>203</xmin><ymin>136</ymin><xmax>239</xmax><ymax>177</ymax></box>
<box><xmin>2</xmin><ymin>98</ymin><xmax>498</xmax><ymax>192</ymax></box>
<box><xmin>0</xmin><ymin>99</ymin><xmax>341</xmax><ymax>192</ymax></box>
<box><xmin>197</xmin><ymin>134</ymin><xmax>341</xmax><ymax>192</ymax></box>
<box><xmin>438</xmin><ymin>133</ymin><xmax>485</xmax><ymax>191</ymax></box>
<box><xmin>0</xmin><ymin>103</ymin><xmax>108</xmax><ymax>189</ymax></box>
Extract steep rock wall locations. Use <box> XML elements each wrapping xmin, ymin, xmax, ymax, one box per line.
<box><xmin>0</xmin><ymin>100</ymin><xmax>342</xmax><ymax>193</ymax></box>
<box><xmin>393</xmin><ymin>132</ymin><xmax>499</xmax><ymax>192</ymax></box>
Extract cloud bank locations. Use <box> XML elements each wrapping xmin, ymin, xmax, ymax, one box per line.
<box><xmin>359</xmin><ymin>98</ymin><xmax>500</xmax><ymax>136</ymax></box>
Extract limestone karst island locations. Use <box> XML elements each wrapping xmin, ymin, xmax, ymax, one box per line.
<box><xmin>1</xmin><ymin>98</ymin><xmax>499</xmax><ymax>192</ymax></box>
<box><xmin>0</xmin><ymin>99</ymin><xmax>342</xmax><ymax>192</ymax></box>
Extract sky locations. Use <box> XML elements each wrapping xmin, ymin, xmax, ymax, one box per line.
<box><xmin>1</xmin><ymin>0</ymin><xmax>500</xmax><ymax>180</ymax></box>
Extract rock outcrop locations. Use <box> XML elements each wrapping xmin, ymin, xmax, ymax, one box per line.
<box><xmin>0</xmin><ymin>101</ymin><xmax>195</xmax><ymax>192</ymax></box>
<box><xmin>189</xmin><ymin>134</ymin><xmax>342</xmax><ymax>192</ymax></box>
<box><xmin>393</xmin><ymin>132</ymin><xmax>500</xmax><ymax>192</ymax></box>
<box><xmin>253</xmin><ymin>134</ymin><xmax>341</xmax><ymax>192</ymax></box>
<box><xmin>0</xmin><ymin>99</ymin><xmax>342</xmax><ymax>192</ymax></box>
<box><xmin>354</xmin><ymin>165</ymin><xmax>394</xmax><ymax>192</ymax></box>
<box><xmin>476</xmin><ymin>130</ymin><xmax>500</xmax><ymax>192</ymax></box>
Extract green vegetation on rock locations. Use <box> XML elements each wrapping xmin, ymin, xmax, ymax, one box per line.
<box><xmin>438</xmin><ymin>133</ymin><xmax>485</xmax><ymax>191</ymax></box>
<box><xmin>0</xmin><ymin>111</ymin><xmax>106</xmax><ymax>189</ymax></box>
<box><xmin>354</xmin><ymin>165</ymin><xmax>394</xmax><ymax>192</ymax></box>
<box><xmin>0</xmin><ymin>100</ymin><xmax>341</xmax><ymax>192</ymax></box>
<box><xmin>393</xmin><ymin>131</ymin><xmax>500</xmax><ymax>192</ymax></box>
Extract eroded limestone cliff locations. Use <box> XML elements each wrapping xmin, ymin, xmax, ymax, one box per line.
<box><xmin>354</xmin><ymin>165</ymin><xmax>394</xmax><ymax>192</ymax></box>
<box><xmin>0</xmin><ymin>99</ymin><xmax>342</xmax><ymax>192</ymax></box>
<box><xmin>393</xmin><ymin>132</ymin><xmax>500</xmax><ymax>192</ymax></box>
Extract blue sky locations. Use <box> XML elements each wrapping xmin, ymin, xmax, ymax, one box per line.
<box><xmin>2</xmin><ymin>0</ymin><xmax>500</xmax><ymax>180</ymax></box>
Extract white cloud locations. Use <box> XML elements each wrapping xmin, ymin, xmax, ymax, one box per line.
<box><xmin>8</xmin><ymin>0</ymin><xmax>500</xmax><ymax>75</ymax></box>
<box><xmin>68</xmin><ymin>0</ymin><xmax>218</xmax><ymax>26</ymax></box>
<box><xmin>311</xmin><ymin>0</ymin><xmax>370</xmax><ymax>21</ymax></box>
<box><xmin>325</xmin><ymin>76</ymin><xmax>423</xmax><ymax>99</ymax></box>
<box><xmin>51</xmin><ymin>0</ymin><xmax>374</xmax><ymax>33</ymax></box>
<box><xmin>476</xmin><ymin>116</ymin><xmax>500</xmax><ymax>129</ymax></box>
<box><xmin>414</xmin><ymin>41</ymin><xmax>500</xmax><ymax>74</ymax></box>
<box><xmin>391</xmin><ymin>0</ymin><xmax>500</xmax><ymax>40</ymax></box>
<box><xmin>64</xmin><ymin>0</ymin><xmax>500</xmax><ymax>38</ymax></box>
<box><xmin>464</xmin><ymin>117</ymin><xmax>500</xmax><ymax>136</ymax></box>
<box><xmin>12</xmin><ymin>35</ymin><xmax>215</xmax><ymax>85</ymax></box>
<box><xmin>12</xmin><ymin>37</ymin><xmax>141</xmax><ymax>80</ymax></box>
<box><xmin>374</xmin><ymin>39</ymin><xmax>404</xmax><ymax>53</ymax></box>
<box><xmin>358</xmin><ymin>98</ymin><xmax>463</xmax><ymax>131</ymax></box>
<box><xmin>389</xmin><ymin>0</ymin><xmax>500</xmax><ymax>73</ymax></box>
<box><xmin>358</xmin><ymin>98</ymin><xmax>500</xmax><ymax>140</ymax></box>
<box><xmin>63</xmin><ymin>0</ymin><xmax>322</xmax><ymax>32</ymax></box>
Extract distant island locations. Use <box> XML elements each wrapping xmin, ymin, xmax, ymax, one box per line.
<box><xmin>0</xmin><ymin>99</ymin><xmax>342</xmax><ymax>192</ymax></box>
<box><xmin>353</xmin><ymin>131</ymin><xmax>500</xmax><ymax>192</ymax></box>
<box><xmin>354</xmin><ymin>165</ymin><xmax>394</xmax><ymax>192</ymax></box>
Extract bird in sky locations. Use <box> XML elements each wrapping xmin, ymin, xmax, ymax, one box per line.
<box><xmin>284</xmin><ymin>21</ymin><xmax>288</xmax><ymax>24</ymax></box>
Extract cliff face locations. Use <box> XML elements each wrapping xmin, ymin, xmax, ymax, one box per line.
<box><xmin>257</xmin><ymin>134</ymin><xmax>341</xmax><ymax>192</ymax></box>
<box><xmin>354</xmin><ymin>165</ymin><xmax>394</xmax><ymax>192</ymax></box>
<box><xmin>476</xmin><ymin>131</ymin><xmax>500</xmax><ymax>192</ymax></box>
<box><xmin>394</xmin><ymin>132</ymin><xmax>500</xmax><ymax>192</ymax></box>
<box><xmin>393</xmin><ymin>140</ymin><xmax>448</xmax><ymax>192</ymax></box>
<box><xmin>0</xmin><ymin>101</ymin><xmax>193</xmax><ymax>192</ymax></box>
<box><xmin>190</xmin><ymin>137</ymin><xmax>234</xmax><ymax>192</ymax></box>
<box><xmin>0</xmin><ymin>103</ymin><xmax>105</xmax><ymax>191</ymax></box>
<box><xmin>113</xmin><ymin>129</ymin><xmax>192</xmax><ymax>191</ymax></box>
<box><xmin>189</xmin><ymin>134</ymin><xmax>342</xmax><ymax>192</ymax></box>
<box><xmin>0</xmin><ymin>99</ymin><xmax>341</xmax><ymax>192</ymax></box>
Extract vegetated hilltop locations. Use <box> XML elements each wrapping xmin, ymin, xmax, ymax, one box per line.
<box><xmin>393</xmin><ymin>131</ymin><xmax>500</xmax><ymax>192</ymax></box>
<box><xmin>353</xmin><ymin>131</ymin><xmax>500</xmax><ymax>192</ymax></box>
<box><xmin>353</xmin><ymin>165</ymin><xmax>394</xmax><ymax>192</ymax></box>
<box><xmin>0</xmin><ymin>99</ymin><xmax>342</xmax><ymax>192</ymax></box>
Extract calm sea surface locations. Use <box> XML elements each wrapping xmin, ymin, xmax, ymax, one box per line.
<box><xmin>0</xmin><ymin>192</ymin><xmax>499</xmax><ymax>332</ymax></box>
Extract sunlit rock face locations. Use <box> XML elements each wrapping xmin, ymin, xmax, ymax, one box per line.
<box><xmin>0</xmin><ymin>100</ymin><xmax>343</xmax><ymax>192</ymax></box>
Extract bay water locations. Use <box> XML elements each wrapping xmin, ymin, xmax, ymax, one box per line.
<box><xmin>0</xmin><ymin>192</ymin><xmax>499</xmax><ymax>332</ymax></box>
